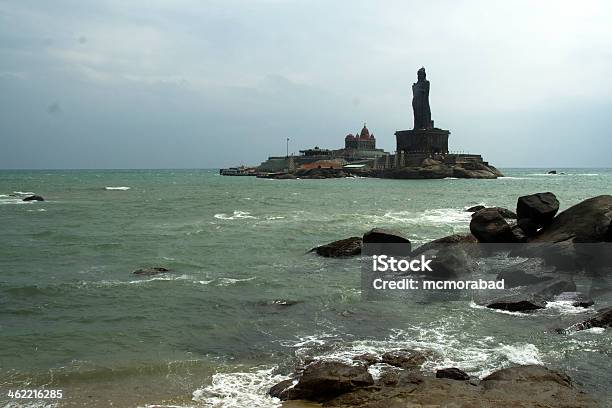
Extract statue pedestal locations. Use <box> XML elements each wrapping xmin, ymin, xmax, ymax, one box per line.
<box><xmin>395</xmin><ymin>128</ymin><xmax>450</xmax><ymax>154</ymax></box>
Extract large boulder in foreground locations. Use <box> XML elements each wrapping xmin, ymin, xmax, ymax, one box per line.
<box><xmin>311</xmin><ymin>237</ymin><xmax>362</xmax><ymax>257</ymax></box>
<box><xmin>270</xmin><ymin>360</ymin><xmax>373</xmax><ymax>402</ymax></box>
<box><xmin>533</xmin><ymin>195</ymin><xmax>612</xmax><ymax>243</ymax></box>
<box><xmin>517</xmin><ymin>192</ymin><xmax>559</xmax><ymax>228</ymax></box>
<box><xmin>470</xmin><ymin>208</ymin><xmax>517</xmax><ymax>243</ymax></box>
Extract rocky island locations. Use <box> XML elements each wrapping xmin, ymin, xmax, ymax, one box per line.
<box><xmin>249</xmin><ymin>67</ymin><xmax>502</xmax><ymax>180</ymax></box>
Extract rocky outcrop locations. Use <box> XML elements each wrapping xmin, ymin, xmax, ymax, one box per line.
<box><xmin>374</xmin><ymin>161</ymin><xmax>503</xmax><ymax>180</ymax></box>
<box><xmin>133</xmin><ymin>267</ymin><xmax>170</xmax><ymax>276</ymax></box>
<box><xmin>466</xmin><ymin>205</ymin><xmax>485</xmax><ymax>212</ymax></box>
<box><xmin>496</xmin><ymin>258</ymin><xmax>556</xmax><ymax>288</ymax></box>
<box><xmin>22</xmin><ymin>195</ymin><xmax>44</xmax><ymax>202</ymax></box>
<box><xmin>294</xmin><ymin>168</ymin><xmax>350</xmax><ymax>179</ymax></box>
<box><xmin>270</xmin><ymin>360</ymin><xmax>374</xmax><ymax>402</ymax></box>
<box><xmin>410</xmin><ymin>233</ymin><xmax>478</xmax><ymax>257</ymax></box>
<box><xmin>532</xmin><ymin>195</ymin><xmax>612</xmax><ymax>243</ymax></box>
<box><xmin>517</xmin><ymin>192</ymin><xmax>559</xmax><ymax>229</ymax></box>
<box><xmin>470</xmin><ymin>208</ymin><xmax>518</xmax><ymax>243</ymax></box>
<box><xmin>272</xmin><ymin>364</ymin><xmax>598</xmax><ymax>407</ymax></box>
<box><xmin>311</xmin><ymin>237</ymin><xmax>362</xmax><ymax>257</ymax></box>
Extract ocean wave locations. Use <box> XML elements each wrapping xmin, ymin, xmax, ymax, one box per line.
<box><xmin>12</xmin><ymin>191</ymin><xmax>35</xmax><ymax>195</ymax></box>
<box><xmin>545</xmin><ymin>300</ymin><xmax>593</xmax><ymax>315</ymax></box>
<box><xmin>468</xmin><ymin>300</ymin><xmax>530</xmax><ymax>317</ymax></box>
<box><xmin>498</xmin><ymin>176</ymin><xmax>528</xmax><ymax>180</ymax></box>
<box><xmin>382</xmin><ymin>208</ymin><xmax>472</xmax><ymax>226</ymax></box>
<box><xmin>214</xmin><ymin>211</ymin><xmax>257</xmax><ymax>220</ymax></box>
<box><xmin>105</xmin><ymin>186</ymin><xmax>131</xmax><ymax>190</ymax></box>
<box><xmin>192</xmin><ymin>366</ymin><xmax>286</xmax><ymax>408</ymax></box>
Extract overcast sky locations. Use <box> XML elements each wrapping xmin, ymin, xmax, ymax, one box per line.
<box><xmin>1</xmin><ymin>0</ymin><xmax>611</xmax><ymax>169</ymax></box>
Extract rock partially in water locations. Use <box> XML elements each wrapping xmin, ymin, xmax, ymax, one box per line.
<box><xmin>362</xmin><ymin>228</ymin><xmax>411</xmax><ymax>255</ymax></box>
<box><xmin>22</xmin><ymin>195</ymin><xmax>44</xmax><ymax>202</ymax></box>
<box><xmin>310</xmin><ymin>237</ymin><xmax>362</xmax><ymax>258</ymax></box>
<box><xmin>436</xmin><ymin>367</ymin><xmax>470</xmax><ymax>381</ymax></box>
<box><xmin>132</xmin><ymin>267</ymin><xmax>170</xmax><ymax>276</ymax></box>
<box><xmin>554</xmin><ymin>292</ymin><xmax>594</xmax><ymax>308</ymax></box>
<box><xmin>496</xmin><ymin>258</ymin><xmax>556</xmax><ymax>288</ymax></box>
<box><xmin>486</xmin><ymin>294</ymin><xmax>547</xmax><ymax>312</ymax></box>
<box><xmin>270</xmin><ymin>360</ymin><xmax>374</xmax><ymax>402</ymax></box>
<box><xmin>558</xmin><ymin>307</ymin><xmax>612</xmax><ymax>334</ymax></box>
<box><xmin>466</xmin><ymin>205</ymin><xmax>485</xmax><ymax>212</ymax></box>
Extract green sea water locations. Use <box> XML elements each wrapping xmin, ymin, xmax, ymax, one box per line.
<box><xmin>0</xmin><ymin>169</ymin><xmax>610</xmax><ymax>407</ymax></box>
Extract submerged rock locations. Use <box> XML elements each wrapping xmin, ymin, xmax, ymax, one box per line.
<box><xmin>558</xmin><ymin>307</ymin><xmax>612</xmax><ymax>334</ymax></box>
<box><xmin>133</xmin><ymin>267</ymin><xmax>170</xmax><ymax>276</ymax></box>
<box><xmin>310</xmin><ymin>236</ymin><xmax>362</xmax><ymax>257</ymax></box>
<box><xmin>22</xmin><ymin>195</ymin><xmax>44</xmax><ymax>202</ymax></box>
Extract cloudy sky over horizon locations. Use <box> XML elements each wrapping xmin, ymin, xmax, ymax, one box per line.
<box><xmin>1</xmin><ymin>0</ymin><xmax>611</xmax><ymax>169</ymax></box>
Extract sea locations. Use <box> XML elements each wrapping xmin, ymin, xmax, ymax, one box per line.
<box><xmin>0</xmin><ymin>168</ymin><xmax>610</xmax><ymax>407</ymax></box>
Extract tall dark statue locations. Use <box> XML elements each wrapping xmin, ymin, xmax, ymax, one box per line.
<box><xmin>412</xmin><ymin>67</ymin><xmax>432</xmax><ymax>130</ymax></box>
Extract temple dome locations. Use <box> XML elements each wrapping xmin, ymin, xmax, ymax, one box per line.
<box><xmin>345</xmin><ymin>134</ymin><xmax>355</xmax><ymax>140</ymax></box>
<box><xmin>359</xmin><ymin>123</ymin><xmax>370</xmax><ymax>139</ymax></box>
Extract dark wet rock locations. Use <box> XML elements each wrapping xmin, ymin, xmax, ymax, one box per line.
<box><xmin>133</xmin><ymin>267</ymin><xmax>170</xmax><ymax>276</ymax></box>
<box><xmin>271</xmin><ymin>360</ymin><xmax>374</xmax><ymax>402</ymax></box>
<box><xmin>517</xmin><ymin>217</ymin><xmax>540</xmax><ymax>236</ymax></box>
<box><xmin>269</xmin><ymin>379</ymin><xmax>295</xmax><ymax>399</ymax></box>
<box><xmin>559</xmin><ymin>307</ymin><xmax>612</xmax><ymax>334</ymax></box>
<box><xmin>517</xmin><ymin>192</ymin><xmax>559</xmax><ymax>228</ymax></box>
<box><xmin>510</xmin><ymin>224</ymin><xmax>528</xmax><ymax>243</ymax></box>
<box><xmin>352</xmin><ymin>354</ymin><xmax>379</xmax><ymax>366</ymax></box>
<box><xmin>496</xmin><ymin>258</ymin><xmax>555</xmax><ymax>288</ymax></box>
<box><xmin>466</xmin><ymin>205</ymin><xmax>485</xmax><ymax>212</ymax></box>
<box><xmin>362</xmin><ymin>228</ymin><xmax>411</xmax><ymax>255</ymax></box>
<box><xmin>554</xmin><ymin>292</ymin><xmax>594</xmax><ymax>308</ymax></box>
<box><xmin>470</xmin><ymin>208</ymin><xmax>517</xmax><ymax>243</ymax></box>
<box><xmin>381</xmin><ymin>349</ymin><xmax>433</xmax><ymax>369</ymax></box>
<box><xmin>22</xmin><ymin>195</ymin><xmax>44</xmax><ymax>202</ymax></box>
<box><xmin>310</xmin><ymin>237</ymin><xmax>362</xmax><ymax>258</ymax></box>
<box><xmin>436</xmin><ymin>367</ymin><xmax>469</xmax><ymax>381</ymax></box>
<box><xmin>254</xmin><ymin>299</ymin><xmax>302</xmax><ymax>311</ymax></box>
<box><xmin>486</xmin><ymin>294</ymin><xmax>546</xmax><ymax>312</ymax></box>
<box><xmin>532</xmin><ymin>195</ymin><xmax>612</xmax><ymax>243</ymax></box>
<box><xmin>548</xmin><ymin>170</ymin><xmax>557</xmax><ymax>174</ymax></box>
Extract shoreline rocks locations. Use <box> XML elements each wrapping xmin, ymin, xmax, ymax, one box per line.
<box><xmin>23</xmin><ymin>195</ymin><xmax>44</xmax><ymax>202</ymax></box>
<box><xmin>271</xmin><ymin>362</ymin><xmax>598</xmax><ymax>407</ymax></box>
<box><xmin>133</xmin><ymin>267</ymin><xmax>170</xmax><ymax>276</ymax></box>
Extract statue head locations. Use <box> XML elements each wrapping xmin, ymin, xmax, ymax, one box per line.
<box><xmin>417</xmin><ymin>67</ymin><xmax>426</xmax><ymax>81</ymax></box>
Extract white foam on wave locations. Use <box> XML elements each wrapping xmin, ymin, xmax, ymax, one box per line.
<box><xmin>105</xmin><ymin>186</ymin><xmax>131</xmax><ymax>190</ymax></box>
<box><xmin>214</xmin><ymin>211</ymin><xmax>257</xmax><ymax>220</ymax></box>
<box><xmin>13</xmin><ymin>191</ymin><xmax>34</xmax><ymax>195</ymax></box>
<box><xmin>498</xmin><ymin>176</ymin><xmax>528</xmax><ymax>180</ymax></box>
<box><xmin>192</xmin><ymin>366</ymin><xmax>286</xmax><ymax>408</ymax></box>
<box><xmin>468</xmin><ymin>300</ymin><xmax>530</xmax><ymax>317</ymax></box>
<box><xmin>545</xmin><ymin>300</ymin><xmax>593</xmax><ymax>315</ymax></box>
<box><xmin>380</xmin><ymin>208</ymin><xmax>471</xmax><ymax>226</ymax></box>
